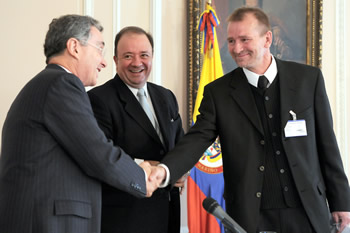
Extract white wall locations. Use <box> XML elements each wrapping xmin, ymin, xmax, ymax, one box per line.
<box><xmin>322</xmin><ymin>0</ymin><xmax>350</xmax><ymax>177</ymax></box>
<box><xmin>0</xmin><ymin>0</ymin><xmax>188</xmax><ymax>150</ymax></box>
<box><xmin>0</xmin><ymin>0</ymin><xmax>85</xmax><ymax>145</ymax></box>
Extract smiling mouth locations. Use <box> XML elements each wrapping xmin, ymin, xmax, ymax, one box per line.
<box><xmin>236</xmin><ymin>52</ymin><xmax>249</xmax><ymax>57</ymax></box>
<box><xmin>129</xmin><ymin>68</ymin><xmax>144</xmax><ymax>73</ymax></box>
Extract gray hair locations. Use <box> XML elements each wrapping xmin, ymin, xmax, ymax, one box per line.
<box><xmin>44</xmin><ymin>14</ymin><xmax>103</xmax><ymax>64</ymax></box>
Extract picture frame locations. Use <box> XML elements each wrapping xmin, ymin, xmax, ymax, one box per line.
<box><xmin>186</xmin><ymin>0</ymin><xmax>323</xmax><ymax>127</ymax></box>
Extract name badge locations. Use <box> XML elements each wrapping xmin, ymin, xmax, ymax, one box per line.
<box><xmin>284</xmin><ymin>120</ymin><xmax>307</xmax><ymax>137</ymax></box>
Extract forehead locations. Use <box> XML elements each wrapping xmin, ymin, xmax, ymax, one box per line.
<box><xmin>227</xmin><ymin>14</ymin><xmax>261</xmax><ymax>37</ymax></box>
<box><xmin>117</xmin><ymin>33</ymin><xmax>152</xmax><ymax>53</ymax></box>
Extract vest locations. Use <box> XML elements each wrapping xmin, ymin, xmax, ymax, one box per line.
<box><xmin>251</xmin><ymin>75</ymin><xmax>302</xmax><ymax>209</ymax></box>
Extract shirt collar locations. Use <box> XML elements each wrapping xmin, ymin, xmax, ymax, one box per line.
<box><xmin>243</xmin><ymin>55</ymin><xmax>278</xmax><ymax>88</ymax></box>
<box><xmin>125</xmin><ymin>82</ymin><xmax>149</xmax><ymax>99</ymax></box>
<box><xmin>57</xmin><ymin>65</ymin><xmax>72</xmax><ymax>74</ymax></box>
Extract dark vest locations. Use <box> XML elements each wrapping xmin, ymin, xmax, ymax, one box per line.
<box><xmin>251</xmin><ymin>75</ymin><xmax>302</xmax><ymax>209</ymax></box>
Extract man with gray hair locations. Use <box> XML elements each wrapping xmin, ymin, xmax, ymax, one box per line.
<box><xmin>0</xmin><ymin>14</ymin><xmax>159</xmax><ymax>233</ymax></box>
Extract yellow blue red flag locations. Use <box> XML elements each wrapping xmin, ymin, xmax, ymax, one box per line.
<box><xmin>187</xmin><ymin>3</ymin><xmax>225</xmax><ymax>233</ymax></box>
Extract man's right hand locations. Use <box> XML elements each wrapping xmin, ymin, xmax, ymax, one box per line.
<box><xmin>149</xmin><ymin>165</ymin><xmax>166</xmax><ymax>189</ymax></box>
<box><xmin>139</xmin><ymin>162</ymin><xmax>164</xmax><ymax>197</ymax></box>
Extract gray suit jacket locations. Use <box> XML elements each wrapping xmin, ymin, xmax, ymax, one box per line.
<box><xmin>0</xmin><ymin>64</ymin><xmax>146</xmax><ymax>233</ymax></box>
<box><xmin>162</xmin><ymin>58</ymin><xmax>350</xmax><ymax>233</ymax></box>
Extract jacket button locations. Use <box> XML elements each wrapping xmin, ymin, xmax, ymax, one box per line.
<box><xmin>260</xmin><ymin>140</ymin><xmax>265</xmax><ymax>145</ymax></box>
<box><xmin>259</xmin><ymin>166</ymin><xmax>265</xmax><ymax>172</ymax></box>
<box><xmin>131</xmin><ymin>183</ymin><xmax>141</xmax><ymax>190</ymax></box>
<box><xmin>256</xmin><ymin>192</ymin><xmax>262</xmax><ymax>198</ymax></box>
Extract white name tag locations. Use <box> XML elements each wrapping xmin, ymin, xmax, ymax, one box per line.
<box><xmin>284</xmin><ymin>120</ymin><xmax>307</xmax><ymax>137</ymax></box>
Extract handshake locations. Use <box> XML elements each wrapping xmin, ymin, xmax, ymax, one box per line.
<box><xmin>140</xmin><ymin>161</ymin><xmax>188</xmax><ymax>197</ymax></box>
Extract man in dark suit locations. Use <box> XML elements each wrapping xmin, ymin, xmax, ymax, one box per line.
<box><xmin>153</xmin><ymin>7</ymin><xmax>350</xmax><ymax>233</ymax></box>
<box><xmin>88</xmin><ymin>26</ymin><xmax>185</xmax><ymax>233</ymax></box>
<box><xmin>0</xmin><ymin>15</ymin><xmax>159</xmax><ymax>233</ymax></box>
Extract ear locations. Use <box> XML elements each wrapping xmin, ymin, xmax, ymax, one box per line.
<box><xmin>66</xmin><ymin>38</ymin><xmax>81</xmax><ymax>59</ymax></box>
<box><xmin>265</xmin><ymin>30</ymin><xmax>273</xmax><ymax>48</ymax></box>
<box><xmin>113</xmin><ymin>55</ymin><xmax>118</xmax><ymax>67</ymax></box>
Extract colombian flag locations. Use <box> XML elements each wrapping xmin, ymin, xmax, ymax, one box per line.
<box><xmin>187</xmin><ymin>3</ymin><xmax>225</xmax><ymax>233</ymax></box>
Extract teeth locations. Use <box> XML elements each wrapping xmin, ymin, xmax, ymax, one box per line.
<box><xmin>130</xmin><ymin>69</ymin><xmax>144</xmax><ymax>73</ymax></box>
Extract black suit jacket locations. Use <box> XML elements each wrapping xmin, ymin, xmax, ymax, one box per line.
<box><xmin>88</xmin><ymin>75</ymin><xmax>184</xmax><ymax>233</ymax></box>
<box><xmin>162</xmin><ymin>58</ymin><xmax>350</xmax><ymax>233</ymax></box>
<box><xmin>0</xmin><ymin>65</ymin><xmax>146</xmax><ymax>233</ymax></box>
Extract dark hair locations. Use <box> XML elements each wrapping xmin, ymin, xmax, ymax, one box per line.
<box><xmin>114</xmin><ymin>26</ymin><xmax>154</xmax><ymax>57</ymax></box>
<box><xmin>227</xmin><ymin>7</ymin><xmax>271</xmax><ymax>35</ymax></box>
<box><xmin>44</xmin><ymin>14</ymin><xmax>103</xmax><ymax>64</ymax></box>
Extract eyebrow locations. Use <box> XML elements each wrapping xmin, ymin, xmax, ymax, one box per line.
<box><xmin>227</xmin><ymin>35</ymin><xmax>251</xmax><ymax>39</ymax></box>
<box><xmin>95</xmin><ymin>41</ymin><xmax>105</xmax><ymax>47</ymax></box>
<box><xmin>122</xmin><ymin>50</ymin><xmax>151</xmax><ymax>55</ymax></box>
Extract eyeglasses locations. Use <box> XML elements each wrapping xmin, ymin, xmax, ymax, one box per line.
<box><xmin>86</xmin><ymin>42</ymin><xmax>106</xmax><ymax>57</ymax></box>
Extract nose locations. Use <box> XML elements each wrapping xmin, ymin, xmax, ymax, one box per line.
<box><xmin>131</xmin><ymin>56</ymin><xmax>142</xmax><ymax>66</ymax></box>
<box><xmin>232</xmin><ymin>42</ymin><xmax>243</xmax><ymax>54</ymax></box>
<box><xmin>101</xmin><ymin>57</ymin><xmax>107</xmax><ymax>68</ymax></box>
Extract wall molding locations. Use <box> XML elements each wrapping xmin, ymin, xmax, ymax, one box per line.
<box><xmin>335</xmin><ymin>0</ymin><xmax>348</xmax><ymax>174</ymax></box>
<box><xmin>112</xmin><ymin>0</ymin><xmax>121</xmax><ymax>74</ymax></box>
<box><xmin>150</xmin><ymin>0</ymin><xmax>162</xmax><ymax>85</ymax></box>
<box><xmin>83</xmin><ymin>0</ymin><xmax>94</xmax><ymax>16</ymax></box>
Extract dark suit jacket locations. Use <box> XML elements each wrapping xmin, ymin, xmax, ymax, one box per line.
<box><xmin>0</xmin><ymin>65</ymin><xmax>146</xmax><ymax>233</ymax></box>
<box><xmin>88</xmin><ymin>75</ymin><xmax>184</xmax><ymax>233</ymax></box>
<box><xmin>162</xmin><ymin>58</ymin><xmax>350</xmax><ymax>233</ymax></box>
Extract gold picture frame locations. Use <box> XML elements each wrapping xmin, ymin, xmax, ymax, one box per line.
<box><xmin>187</xmin><ymin>0</ymin><xmax>323</xmax><ymax>127</ymax></box>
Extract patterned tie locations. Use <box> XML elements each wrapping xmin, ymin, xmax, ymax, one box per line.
<box><xmin>137</xmin><ymin>88</ymin><xmax>163</xmax><ymax>144</ymax></box>
<box><xmin>258</xmin><ymin>75</ymin><xmax>269</xmax><ymax>90</ymax></box>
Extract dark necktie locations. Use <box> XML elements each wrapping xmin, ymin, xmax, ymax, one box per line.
<box><xmin>258</xmin><ymin>75</ymin><xmax>269</xmax><ymax>90</ymax></box>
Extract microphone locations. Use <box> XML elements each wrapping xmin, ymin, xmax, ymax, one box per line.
<box><xmin>202</xmin><ymin>197</ymin><xmax>247</xmax><ymax>233</ymax></box>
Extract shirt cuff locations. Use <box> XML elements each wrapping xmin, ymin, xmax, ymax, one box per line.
<box><xmin>157</xmin><ymin>163</ymin><xmax>170</xmax><ymax>188</ymax></box>
<box><xmin>134</xmin><ymin>158</ymin><xmax>144</xmax><ymax>165</ymax></box>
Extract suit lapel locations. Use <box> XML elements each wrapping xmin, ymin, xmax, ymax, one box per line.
<box><xmin>229</xmin><ymin>69</ymin><xmax>264</xmax><ymax>135</ymax></box>
<box><xmin>276</xmin><ymin>59</ymin><xmax>298</xmax><ymax>131</ymax></box>
<box><xmin>227</xmin><ymin>60</ymin><xmax>298</xmax><ymax>137</ymax></box>
<box><xmin>148</xmin><ymin>84</ymin><xmax>168</xmax><ymax>149</ymax></box>
<box><xmin>114</xmin><ymin>77</ymin><xmax>162</xmax><ymax>144</ymax></box>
